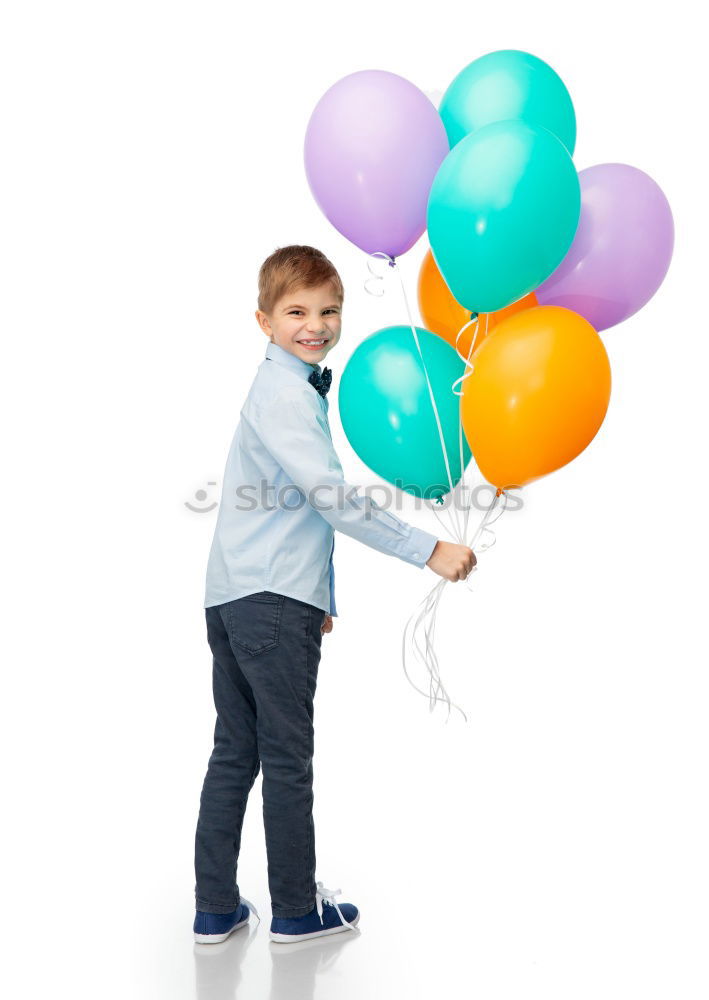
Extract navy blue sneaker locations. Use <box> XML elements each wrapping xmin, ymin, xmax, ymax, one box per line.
<box><xmin>269</xmin><ymin>882</ymin><xmax>361</xmax><ymax>943</ymax></box>
<box><xmin>194</xmin><ymin>896</ymin><xmax>260</xmax><ymax>944</ymax></box>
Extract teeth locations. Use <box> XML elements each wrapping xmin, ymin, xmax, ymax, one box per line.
<box><xmin>300</xmin><ymin>340</ymin><xmax>325</xmax><ymax>345</ymax></box>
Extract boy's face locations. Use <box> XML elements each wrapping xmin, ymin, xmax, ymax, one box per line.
<box><xmin>256</xmin><ymin>282</ymin><xmax>342</xmax><ymax>365</ymax></box>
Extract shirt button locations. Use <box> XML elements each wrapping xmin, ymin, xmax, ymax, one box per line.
<box><xmin>413</xmin><ymin>552</ymin><xmax>420</xmax><ymax>559</ymax></box>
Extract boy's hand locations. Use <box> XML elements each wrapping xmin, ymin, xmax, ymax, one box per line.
<box><xmin>321</xmin><ymin>614</ymin><xmax>334</xmax><ymax>635</ymax></box>
<box><xmin>425</xmin><ymin>540</ymin><xmax>476</xmax><ymax>582</ymax></box>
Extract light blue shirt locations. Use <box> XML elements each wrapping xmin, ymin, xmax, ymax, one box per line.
<box><xmin>204</xmin><ymin>341</ymin><xmax>439</xmax><ymax>614</ymax></box>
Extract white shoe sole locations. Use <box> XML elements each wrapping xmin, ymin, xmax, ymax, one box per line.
<box><xmin>194</xmin><ymin>915</ymin><xmax>249</xmax><ymax>944</ymax></box>
<box><xmin>269</xmin><ymin>912</ymin><xmax>360</xmax><ymax>943</ymax></box>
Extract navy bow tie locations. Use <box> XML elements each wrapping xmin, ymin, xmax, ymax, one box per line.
<box><xmin>308</xmin><ymin>366</ymin><xmax>332</xmax><ymax>397</ymax></box>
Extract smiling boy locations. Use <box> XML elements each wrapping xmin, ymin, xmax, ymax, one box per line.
<box><xmin>193</xmin><ymin>245</ymin><xmax>475</xmax><ymax>945</ymax></box>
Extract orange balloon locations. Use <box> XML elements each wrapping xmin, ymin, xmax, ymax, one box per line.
<box><xmin>461</xmin><ymin>306</ymin><xmax>611</xmax><ymax>490</ymax></box>
<box><xmin>418</xmin><ymin>249</ymin><xmax>538</xmax><ymax>359</ymax></box>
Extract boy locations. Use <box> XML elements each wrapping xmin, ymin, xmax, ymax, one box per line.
<box><xmin>194</xmin><ymin>246</ymin><xmax>476</xmax><ymax>945</ymax></box>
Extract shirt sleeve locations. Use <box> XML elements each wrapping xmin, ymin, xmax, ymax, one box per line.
<box><xmin>250</xmin><ymin>387</ymin><xmax>439</xmax><ymax>568</ymax></box>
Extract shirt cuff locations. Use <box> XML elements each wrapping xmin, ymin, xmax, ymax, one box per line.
<box><xmin>397</xmin><ymin>527</ymin><xmax>439</xmax><ymax>568</ymax></box>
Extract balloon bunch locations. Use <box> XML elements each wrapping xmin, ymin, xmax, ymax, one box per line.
<box><xmin>304</xmin><ymin>52</ymin><xmax>674</xmax><ymax>719</ymax></box>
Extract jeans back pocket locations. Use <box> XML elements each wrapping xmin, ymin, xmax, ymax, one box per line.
<box><xmin>225</xmin><ymin>591</ymin><xmax>284</xmax><ymax>656</ymax></box>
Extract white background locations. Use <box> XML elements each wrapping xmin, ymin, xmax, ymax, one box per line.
<box><xmin>2</xmin><ymin>1</ymin><xmax>707</xmax><ymax>997</ymax></box>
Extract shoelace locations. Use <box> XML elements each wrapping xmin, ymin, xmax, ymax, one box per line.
<box><xmin>315</xmin><ymin>881</ymin><xmax>361</xmax><ymax>935</ymax></box>
<box><xmin>239</xmin><ymin>895</ymin><xmax>261</xmax><ymax>927</ymax></box>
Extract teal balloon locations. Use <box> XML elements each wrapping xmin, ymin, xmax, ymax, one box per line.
<box><xmin>427</xmin><ymin>119</ymin><xmax>581</xmax><ymax>313</ymax></box>
<box><xmin>440</xmin><ymin>49</ymin><xmax>576</xmax><ymax>155</ymax></box>
<box><xmin>338</xmin><ymin>325</ymin><xmax>471</xmax><ymax>501</ymax></box>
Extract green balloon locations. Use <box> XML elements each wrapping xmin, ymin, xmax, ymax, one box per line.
<box><xmin>440</xmin><ymin>49</ymin><xmax>576</xmax><ymax>155</ymax></box>
<box><xmin>427</xmin><ymin>119</ymin><xmax>581</xmax><ymax>313</ymax></box>
<box><xmin>338</xmin><ymin>325</ymin><xmax>471</xmax><ymax>501</ymax></box>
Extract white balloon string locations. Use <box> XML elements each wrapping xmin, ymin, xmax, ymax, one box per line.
<box><xmin>400</xmin><ymin>488</ymin><xmax>508</xmax><ymax>721</ymax></box>
<box><xmin>362</xmin><ymin>251</ymin><xmax>464</xmax><ymax>544</ymax></box>
<box><xmin>402</xmin><ymin>578</ymin><xmax>461</xmax><ymax>721</ymax></box>
<box><xmin>451</xmin><ymin>311</ymin><xmax>488</xmax><ymax>393</ymax></box>
<box><xmin>362</xmin><ymin>252</ymin><xmax>464</xmax><ymax>549</ymax></box>
<box><xmin>461</xmin><ymin>487</ymin><xmax>510</xmax><ymax>595</ymax></box>
<box><xmin>363</xmin><ymin>250</ymin><xmax>393</xmax><ymax>298</ymax></box>
<box><xmin>454</xmin><ymin>312</ymin><xmax>488</xmax><ymax>546</ymax></box>
<box><xmin>456</xmin><ymin>318</ymin><xmax>475</xmax><ymax>544</ymax></box>
<box><xmin>394</xmin><ymin>262</ymin><xmax>465</xmax><ymax>540</ymax></box>
<box><xmin>361</xmin><ymin>254</ymin><xmax>508</xmax><ymax>719</ymax></box>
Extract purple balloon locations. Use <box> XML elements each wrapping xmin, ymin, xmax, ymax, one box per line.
<box><xmin>535</xmin><ymin>163</ymin><xmax>674</xmax><ymax>331</ymax></box>
<box><xmin>304</xmin><ymin>70</ymin><xmax>449</xmax><ymax>259</ymax></box>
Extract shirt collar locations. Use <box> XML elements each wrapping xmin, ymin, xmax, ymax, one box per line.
<box><xmin>265</xmin><ymin>341</ymin><xmax>321</xmax><ymax>380</ymax></box>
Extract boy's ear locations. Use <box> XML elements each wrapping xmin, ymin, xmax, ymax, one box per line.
<box><xmin>255</xmin><ymin>309</ymin><xmax>270</xmax><ymax>335</ymax></box>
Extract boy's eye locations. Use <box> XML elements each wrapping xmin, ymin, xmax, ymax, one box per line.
<box><xmin>289</xmin><ymin>309</ymin><xmax>339</xmax><ymax>315</ymax></box>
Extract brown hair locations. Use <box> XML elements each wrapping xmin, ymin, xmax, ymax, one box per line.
<box><xmin>257</xmin><ymin>245</ymin><xmax>344</xmax><ymax>315</ymax></box>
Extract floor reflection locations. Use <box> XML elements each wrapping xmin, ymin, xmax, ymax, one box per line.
<box><xmin>267</xmin><ymin>932</ymin><xmax>359</xmax><ymax>999</ymax></box>
<box><xmin>194</xmin><ymin>924</ymin><xmax>360</xmax><ymax>1000</ymax></box>
<box><xmin>193</xmin><ymin>926</ymin><xmax>255</xmax><ymax>1000</ymax></box>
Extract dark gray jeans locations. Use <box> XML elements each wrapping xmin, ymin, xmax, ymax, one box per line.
<box><xmin>194</xmin><ymin>591</ymin><xmax>325</xmax><ymax>918</ymax></box>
